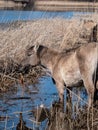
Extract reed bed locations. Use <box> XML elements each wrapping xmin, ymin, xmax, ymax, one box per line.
<box><xmin>0</xmin><ymin>16</ymin><xmax>97</xmax><ymax>61</ymax></box>
<box><xmin>0</xmin><ymin>15</ymin><xmax>98</xmax><ymax>129</ymax></box>
<box><xmin>0</xmin><ymin>14</ymin><xmax>98</xmax><ymax>91</ymax></box>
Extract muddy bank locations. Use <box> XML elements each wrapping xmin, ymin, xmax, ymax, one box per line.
<box><xmin>0</xmin><ymin>16</ymin><xmax>98</xmax><ymax>90</ymax></box>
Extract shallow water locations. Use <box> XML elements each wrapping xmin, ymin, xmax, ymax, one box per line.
<box><xmin>0</xmin><ymin>10</ymin><xmax>72</xmax><ymax>23</ymax></box>
<box><xmin>0</xmin><ymin>76</ymin><xmax>88</xmax><ymax>130</ymax></box>
<box><xmin>0</xmin><ymin>10</ymin><xmax>90</xmax><ymax>23</ymax></box>
<box><xmin>0</xmin><ymin>76</ymin><xmax>58</xmax><ymax>130</ymax></box>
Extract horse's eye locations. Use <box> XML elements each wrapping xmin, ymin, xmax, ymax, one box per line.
<box><xmin>26</xmin><ymin>50</ymin><xmax>33</xmax><ymax>56</ymax></box>
<box><xmin>27</xmin><ymin>53</ymin><xmax>32</xmax><ymax>56</ymax></box>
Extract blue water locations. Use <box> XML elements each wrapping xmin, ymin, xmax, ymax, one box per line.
<box><xmin>0</xmin><ymin>76</ymin><xmax>58</xmax><ymax>130</ymax></box>
<box><xmin>0</xmin><ymin>10</ymin><xmax>90</xmax><ymax>23</ymax></box>
<box><xmin>0</xmin><ymin>76</ymin><xmax>87</xmax><ymax>130</ymax></box>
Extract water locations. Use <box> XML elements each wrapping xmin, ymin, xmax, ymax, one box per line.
<box><xmin>0</xmin><ymin>76</ymin><xmax>88</xmax><ymax>130</ymax></box>
<box><xmin>0</xmin><ymin>10</ymin><xmax>90</xmax><ymax>23</ymax></box>
<box><xmin>0</xmin><ymin>76</ymin><xmax>58</xmax><ymax>130</ymax></box>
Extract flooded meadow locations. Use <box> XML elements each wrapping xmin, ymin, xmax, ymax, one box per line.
<box><xmin>0</xmin><ymin>10</ymin><xmax>98</xmax><ymax>130</ymax></box>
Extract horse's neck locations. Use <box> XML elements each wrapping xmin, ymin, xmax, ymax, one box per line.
<box><xmin>40</xmin><ymin>48</ymin><xmax>59</xmax><ymax>73</ymax></box>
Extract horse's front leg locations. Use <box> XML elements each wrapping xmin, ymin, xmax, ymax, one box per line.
<box><xmin>56</xmin><ymin>81</ymin><xmax>65</xmax><ymax>111</ymax></box>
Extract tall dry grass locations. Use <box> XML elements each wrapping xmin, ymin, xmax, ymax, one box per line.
<box><xmin>0</xmin><ymin>14</ymin><xmax>98</xmax><ymax>62</ymax></box>
<box><xmin>0</xmin><ymin>14</ymin><xmax>98</xmax><ymax>90</ymax></box>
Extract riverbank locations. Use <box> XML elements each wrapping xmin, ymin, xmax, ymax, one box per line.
<box><xmin>0</xmin><ymin>0</ymin><xmax>23</xmax><ymax>10</ymax></box>
<box><xmin>34</xmin><ymin>1</ymin><xmax>98</xmax><ymax>12</ymax></box>
<box><xmin>0</xmin><ymin>0</ymin><xmax>98</xmax><ymax>12</ymax></box>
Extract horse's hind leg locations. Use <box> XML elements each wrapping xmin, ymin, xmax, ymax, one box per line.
<box><xmin>77</xmin><ymin>56</ymin><xmax>95</xmax><ymax>108</ymax></box>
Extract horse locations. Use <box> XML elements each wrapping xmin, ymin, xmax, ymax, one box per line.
<box><xmin>23</xmin><ymin>42</ymin><xmax>98</xmax><ymax>109</ymax></box>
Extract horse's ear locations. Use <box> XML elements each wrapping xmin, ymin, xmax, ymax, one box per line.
<box><xmin>25</xmin><ymin>45</ymin><xmax>37</xmax><ymax>56</ymax></box>
<box><xmin>34</xmin><ymin>44</ymin><xmax>39</xmax><ymax>52</ymax></box>
<box><xmin>26</xmin><ymin>44</ymin><xmax>39</xmax><ymax>56</ymax></box>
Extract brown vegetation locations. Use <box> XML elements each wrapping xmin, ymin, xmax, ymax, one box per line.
<box><xmin>31</xmin><ymin>100</ymin><xmax>98</xmax><ymax>130</ymax></box>
<box><xmin>0</xmin><ymin>15</ymin><xmax>98</xmax><ymax>91</ymax></box>
<box><xmin>0</xmin><ymin>16</ymin><xmax>97</xmax><ymax>60</ymax></box>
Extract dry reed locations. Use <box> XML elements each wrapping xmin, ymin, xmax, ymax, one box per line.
<box><xmin>0</xmin><ymin>16</ymin><xmax>98</xmax><ymax>61</ymax></box>
<box><xmin>0</xmin><ymin>14</ymin><xmax>98</xmax><ymax>91</ymax></box>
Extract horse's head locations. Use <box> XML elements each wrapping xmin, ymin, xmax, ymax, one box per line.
<box><xmin>26</xmin><ymin>45</ymin><xmax>42</xmax><ymax>66</ymax></box>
